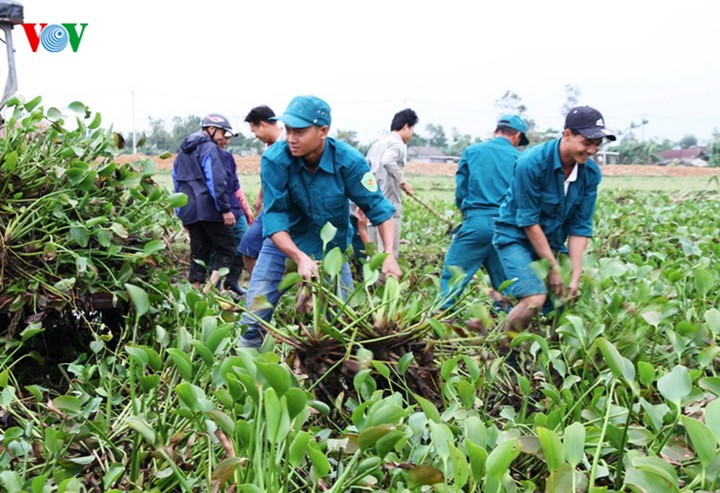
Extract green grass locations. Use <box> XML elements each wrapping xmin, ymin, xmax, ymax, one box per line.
<box><xmin>152</xmin><ymin>171</ymin><xmax>720</xmax><ymax>205</ymax></box>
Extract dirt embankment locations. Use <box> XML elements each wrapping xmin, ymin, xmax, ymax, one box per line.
<box><xmin>116</xmin><ymin>153</ymin><xmax>720</xmax><ymax>178</ymax></box>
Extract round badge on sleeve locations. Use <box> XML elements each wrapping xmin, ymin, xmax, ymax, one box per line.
<box><xmin>361</xmin><ymin>171</ymin><xmax>378</xmax><ymax>192</ymax></box>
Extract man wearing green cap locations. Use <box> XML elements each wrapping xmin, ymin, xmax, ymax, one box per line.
<box><xmin>437</xmin><ymin>115</ymin><xmax>529</xmax><ymax>310</ymax></box>
<box><xmin>493</xmin><ymin>106</ymin><xmax>615</xmax><ymax>331</ymax></box>
<box><xmin>238</xmin><ymin>95</ymin><xmax>401</xmax><ymax>349</ymax></box>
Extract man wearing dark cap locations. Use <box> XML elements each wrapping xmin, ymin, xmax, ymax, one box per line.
<box><xmin>172</xmin><ymin>113</ymin><xmax>238</xmax><ymax>289</ymax></box>
<box><xmin>493</xmin><ymin>106</ymin><xmax>616</xmax><ymax>331</ymax></box>
<box><xmin>437</xmin><ymin>115</ymin><xmax>529</xmax><ymax>310</ymax></box>
<box><xmin>238</xmin><ymin>95</ymin><xmax>402</xmax><ymax>349</ymax></box>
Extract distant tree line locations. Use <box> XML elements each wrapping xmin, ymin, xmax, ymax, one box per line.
<box><xmin>125</xmin><ymin>87</ymin><xmax>720</xmax><ymax>166</ymax></box>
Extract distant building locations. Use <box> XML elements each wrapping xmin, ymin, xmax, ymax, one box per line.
<box><xmin>408</xmin><ymin>146</ymin><xmax>459</xmax><ymax>163</ymax></box>
<box><xmin>593</xmin><ymin>151</ymin><xmax>619</xmax><ymax>165</ymax></box>
<box><xmin>658</xmin><ymin>147</ymin><xmax>708</xmax><ymax>167</ymax></box>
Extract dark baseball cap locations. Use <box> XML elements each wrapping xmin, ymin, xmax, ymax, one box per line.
<box><xmin>565</xmin><ymin>106</ymin><xmax>616</xmax><ymax>141</ymax></box>
<box><xmin>271</xmin><ymin>95</ymin><xmax>331</xmax><ymax>128</ymax></box>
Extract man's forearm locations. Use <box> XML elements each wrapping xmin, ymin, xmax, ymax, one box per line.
<box><xmin>376</xmin><ymin>219</ymin><xmax>396</xmax><ymax>255</ymax></box>
<box><xmin>269</xmin><ymin>231</ymin><xmax>305</xmax><ymax>263</ymax></box>
<box><xmin>567</xmin><ymin>235</ymin><xmax>589</xmax><ymax>282</ymax></box>
<box><xmin>524</xmin><ymin>225</ymin><xmax>557</xmax><ymax>266</ymax></box>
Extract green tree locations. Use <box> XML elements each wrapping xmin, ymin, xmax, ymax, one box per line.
<box><xmin>678</xmin><ymin>134</ymin><xmax>698</xmax><ymax>149</ymax></box>
<box><xmin>424</xmin><ymin>123</ymin><xmax>448</xmax><ymax>150</ymax></box>
<box><xmin>447</xmin><ymin>127</ymin><xmax>479</xmax><ymax>156</ymax></box>
<box><xmin>560</xmin><ymin>84</ymin><xmax>581</xmax><ymax>116</ymax></box>
<box><xmin>494</xmin><ymin>90</ymin><xmax>536</xmax><ymax>131</ymax></box>
<box><xmin>709</xmin><ymin>131</ymin><xmax>720</xmax><ymax>167</ymax></box>
<box><xmin>334</xmin><ymin>129</ymin><xmax>363</xmax><ymax>153</ymax></box>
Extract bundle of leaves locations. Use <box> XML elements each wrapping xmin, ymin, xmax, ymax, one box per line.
<box><xmin>0</xmin><ymin>97</ymin><xmax>185</xmax><ymax>335</ymax></box>
<box><xmin>256</xmin><ymin>224</ymin><xmax>442</xmax><ymax>407</ymax></box>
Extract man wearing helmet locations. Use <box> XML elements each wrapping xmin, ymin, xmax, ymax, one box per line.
<box><xmin>172</xmin><ymin>113</ymin><xmax>238</xmax><ymax>289</ymax></box>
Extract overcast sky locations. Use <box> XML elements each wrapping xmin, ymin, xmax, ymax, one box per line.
<box><xmin>7</xmin><ymin>0</ymin><xmax>719</xmax><ymax>146</ymax></box>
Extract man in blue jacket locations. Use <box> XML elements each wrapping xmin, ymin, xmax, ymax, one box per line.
<box><xmin>172</xmin><ymin>114</ymin><xmax>237</xmax><ymax>289</ymax></box>
<box><xmin>437</xmin><ymin>115</ymin><xmax>528</xmax><ymax>309</ymax></box>
<box><xmin>493</xmin><ymin>106</ymin><xmax>615</xmax><ymax>331</ymax></box>
<box><xmin>238</xmin><ymin>95</ymin><xmax>402</xmax><ymax>349</ymax></box>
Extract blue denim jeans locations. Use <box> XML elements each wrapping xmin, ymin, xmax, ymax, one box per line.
<box><xmin>240</xmin><ymin>238</ymin><xmax>353</xmax><ymax>341</ymax></box>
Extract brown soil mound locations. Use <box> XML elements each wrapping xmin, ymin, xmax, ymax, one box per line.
<box><xmin>115</xmin><ymin>153</ymin><xmax>720</xmax><ymax>178</ymax></box>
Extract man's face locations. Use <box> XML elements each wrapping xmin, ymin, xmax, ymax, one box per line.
<box><xmin>562</xmin><ymin>129</ymin><xmax>602</xmax><ymax>164</ymax></box>
<box><xmin>399</xmin><ymin>124</ymin><xmax>414</xmax><ymax>144</ymax></box>
<box><xmin>217</xmin><ymin>133</ymin><xmax>230</xmax><ymax>149</ymax></box>
<box><xmin>285</xmin><ymin>125</ymin><xmax>328</xmax><ymax>158</ymax></box>
<box><xmin>207</xmin><ymin>126</ymin><xmax>227</xmax><ymax>146</ymax></box>
<box><xmin>248</xmin><ymin>121</ymin><xmax>274</xmax><ymax>145</ymax></box>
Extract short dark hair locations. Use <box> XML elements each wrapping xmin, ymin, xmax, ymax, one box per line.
<box><xmin>244</xmin><ymin>105</ymin><xmax>276</xmax><ymax>125</ymax></box>
<box><xmin>390</xmin><ymin>108</ymin><xmax>418</xmax><ymax>132</ymax></box>
<box><xmin>495</xmin><ymin>125</ymin><xmax>520</xmax><ymax>137</ymax></box>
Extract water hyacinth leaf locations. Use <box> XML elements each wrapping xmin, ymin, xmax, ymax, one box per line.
<box><xmin>368</xmin><ymin>251</ymin><xmax>389</xmax><ymax>271</ymax></box>
<box><xmin>546</xmin><ymin>463</ymin><xmax>587</xmax><ymax>493</ymax></box>
<box><xmin>693</xmin><ymin>268</ymin><xmax>714</xmax><ymax>296</ymax></box>
<box><xmin>2</xmin><ymin>150</ymin><xmax>18</xmax><ymax>173</ymax></box>
<box><xmin>375</xmin><ymin>429</ymin><xmax>406</xmax><ymax>458</ymax></box>
<box><xmin>205</xmin><ymin>326</ymin><xmax>231</xmax><ymax>353</ymax></box>
<box><xmin>52</xmin><ymin>277</ymin><xmax>76</xmax><ymax>292</ymax></box>
<box><xmin>142</xmin><ymin>240</ymin><xmax>165</xmax><ymax>256</ymax></box>
<box><xmin>429</xmin><ymin>421</ymin><xmax>454</xmax><ymax>463</ymax></box>
<box><xmin>0</xmin><ymin>471</ymin><xmax>23</xmax><ymax>492</ymax></box>
<box><xmin>68</xmin><ymin>101</ymin><xmax>87</xmax><ymax>114</ymax></box>
<box><xmin>627</xmin><ymin>455</ymin><xmax>680</xmax><ymax>490</ymax></box>
<box><xmin>485</xmin><ymin>438</ymin><xmax>521</xmax><ymax>482</ymax></box>
<box><xmin>595</xmin><ymin>337</ymin><xmax>636</xmax><ymax>384</ymax></box>
<box><xmin>125</xmin><ymin>283</ymin><xmax>150</xmax><ymax>317</ymax></box>
<box><xmin>359</xmin><ymin>424</ymin><xmax>394</xmax><ymax>450</ymax></box>
<box><xmin>641</xmin><ymin>310</ymin><xmax>662</xmax><ymax>327</ymax></box>
<box><xmin>175</xmin><ymin>382</ymin><xmax>213</xmax><ymax>414</ymax></box>
<box><xmin>125</xmin><ymin>416</ymin><xmax>156</xmax><ymax>445</ymax></box>
<box><xmin>704</xmin><ymin>398</ymin><xmax>720</xmax><ymax>446</ymax></box>
<box><xmin>166</xmin><ymin>349</ymin><xmax>192</xmax><ymax>380</ymax></box>
<box><xmin>466</xmin><ymin>439</ymin><xmax>487</xmax><ymax>483</ymax></box>
<box><xmin>88</xmin><ymin>111</ymin><xmax>102</xmax><ymax>129</ymax></box>
<box><xmin>168</xmin><ymin>192</ymin><xmax>187</xmax><ymax>207</ymax></box>
<box><xmin>457</xmin><ymin>378</ymin><xmax>475</xmax><ymax>408</ymax></box>
<box><xmin>256</xmin><ymin>360</ymin><xmax>291</xmax><ymax>396</ymax></box>
<box><xmin>368</xmin><ymin>403</ymin><xmax>406</xmax><ymax>427</ymax></box>
<box><xmin>289</xmin><ymin>431</ymin><xmax>311</xmax><ymax>467</ymax></box>
<box><xmin>190</xmin><ymin>341</ymin><xmax>214</xmax><ymax>367</ymax></box>
<box><xmin>139</xmin><ymin>345</ymin><xmax>162</xmax><ymax>371</ymax></box>
<box><xmin>705</xmin><ymin>308</ymin><xmax>720</xmax><ymax>336</ymax></box>
<box><xmin>110</xmin><ymin>222</ymin><xmax>129</xmax><ymax>239</ymax></box>
<box><xmin>47</xmin><ymin>107</ymin><xmax>64</xmax><ymax>120</ymax></box>
<box><xmin>372</xmin><ymin>360</ymin><xmax>391</xmax><ymax>379</ymax></box>
<box><xmin>24</xmin><ymin>95</ymin><xmax>42</xmax><ymax>111</ymax></box>
<box><xmin>212</xmin><ymin>457</ymin><xmax>244</xmax><ymax>486</ymax></box>
<box><xmin>681</xmin><ymin>416</ymin><xmax>716</xmax><ymax>468</ymax></box>
<box><xmin>139</xmin><ymin>375</ymin><xmax>160</xmax><ymax>393</ymax></box>
<box><xmin>398</xmin><ymin>352</ymin><xmax>414</xmax><ymax>376</ymax></box>
<box><xmin>536</xmin><ymin>427</ymin><xmax>564</xmax><ymax>471</ymax></box>
<box><xmin>657</xmin><ymin>365</ymin><xmax>691</xmax><ymax>405</ymax></box>
<box><xmin>206</xmin><ymin>410</ymin><xmax>235</xmax><ymax>435</ymax></box>
<box><xmin>320</xmin><ymin>222</ymin><xmax>337</xmax><ymax>249</ymax></box>
<box><xmin>698</xmin><ymin>346</ymin><xmax>720</xmax><ymax>368</ymax></box>
<box><xmin>264</xmin><ymin>388</ymin><xmax>290</xmax><ymax>444</ymax></box>
<box><xmin>322</xmin><ymin>247</ymin><xmax>343</xmax><ymax>276</ymax></box>
<box><xmin>51</xmin><ymin>395</ymin><xmax>82</xmax><ymax>415</ymax></box>
<box><xmin>20</xmin><ymin>323</ymin><xmax>44</xmax><ymax>343</ymax></box>
<box><xmin>414</xmin><ymin>394</ymin><xmax>441</xmax><ymax>423</ymax></box>
<box><xmin>70</xmin><ymin>224</ymin><xmax>89</xmax><ymax>247</ymax></box>
<box><xmin>407</xmin><ymin>464</ymin><xmax>444</xmax><ymax>488</ymax></box>
<box><xmin>125</xmin><ymin>345</ymin><xmax>149</xmax><ymax>368</ymax></box>
<box><xmin>564</xmin><ymin>422</ymin><xmax>586</xmax><ymax>467</ymax></box>
<box><xmin>307</xmin><ymin>442</ymin><xmax>331</xmax><ymax>479</ymax></box>
<box><xmin>278</xmin><ymin>272</ymin><xmax>303</xmax><ymax>291</ymax></box>
<box><xmin>637</xmin><ymin>361</ymin><xmax>656</xmax><ymax>387</ymax></box>
<box><xmin>285</xmin><ymin>387</ymin><xmax>308</xmax><ymax>420</ymax></box>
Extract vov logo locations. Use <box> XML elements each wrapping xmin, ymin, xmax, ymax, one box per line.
<box><xmin>21</xmin><ymin>23</ymin><xmax>88</xmax><ymax>53</ymax></box>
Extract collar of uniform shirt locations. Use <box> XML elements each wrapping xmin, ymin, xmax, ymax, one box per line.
<box><xmin>564</xmin><ymin>163</ymin><xmax>579</xmax><ymax>195</ymax></box>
